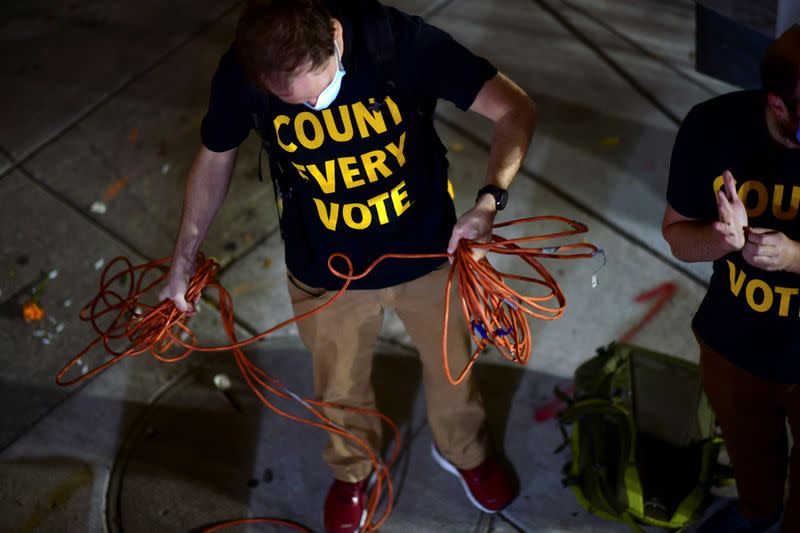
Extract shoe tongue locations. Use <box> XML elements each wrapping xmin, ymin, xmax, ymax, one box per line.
<box><xmin>464</xmin><ymin>461</ymin><xmax>492</xmax><ymax>483</ymax></box>
<box><xmin>337</xmin><ymin>480</ymin><xmax>366</xmax><ymax>500</ymax></box>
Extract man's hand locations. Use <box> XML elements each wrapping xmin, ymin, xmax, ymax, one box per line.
<box><xmin>447</xmin><ymin>195</ymin><xmax>497</xmax><ymax>261</ymax></box>
<box><xmin>712</xmin><ymin>170</ymin><xmax>748</xmax><ymax>251</ymax></box>
<box><xmin>742</xmin><ymin>227</ymin><xmax>800</xmax><ymax>272</ymax></box>
<box><xmin>158</xmin><ymin>146</ymin><xmax>237</xmax><ymax>315</ymax></box>
<box><xmin>158</xmin><ymin>261</ymin><xmax>199</xmax><ymax>314</ymax></box>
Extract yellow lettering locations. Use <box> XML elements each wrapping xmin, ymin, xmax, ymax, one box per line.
<box><xmin>384</xmin><ymin>96</ymin><xmax>403</xmax><ymax>126</ymax></box>
<box><xmin>726</xmin><ymin>261</ymin><xmax>800</xmax><ymax>316</ymax></box>
<box><xmin>313</xmin><ymin>198</ymin><xmax>339</xmax><ymax>230</ymax></box>
<box><xmin>338</xmin><ymin>157</ymin><xmax>366</xmax><ymax>189</ymax></box>
<box><xmin>361</xmin><ymin>150</ymin><xmax>392</xmax><ymax>182</ymax></box>
<box><xmin>745</xmin><ymin>279</ymin><xmax>773</xmax><ymax>313</ymax></box>
<box><xmin>367</xmin><ymin>192</ymin><xmax>391</xmax><ymax>224</ymax></box>
<box><xmin>307</xmin><ymin>160</ymin><xmax>337</xmax><ymax>194</ymax></box>
<box><xmin>321</xmin><ymin>105</ymin><xmax>354</xmax><ymax>142</ymax></box>
<box><xmin>352</xmin><ymin>101</ymin><xmax>387</xmax><ymax>138</ymax></box>
<box><xmin>772</xmin><ymin>185</ymin><xmax>800</xmax><ymax>220</ymax></box>
<box><xmin>775</xmin><ymin>286</ymin><xmax>798</xmax><ymax>317</ymax></box>
<box><xmin>739</xmin><ymin>180</ymin><xmax>768</xmax><ymax>217</ymax></box>
<box><xmin>391</xmin><ymin>180</ymin><xmax>411</xmax><ymax>216</ymax></box>
<box><xmin>447</xmin><ymin>179</ymin><xmax>455</xmax><ymax>200</ymax></box>
<box><xmin>291</xmin><ymin>162</ymin><xmax>310</xmax><ymax>182</ymax></box>
<box><xmin>295</xmin><ymin>112</ymin><xmax>325</xmax><ymax>150</ymax></box>
<box><xmin>386</xmin><ymin>132</ymin><xmax>407</xmax><ymax>167</ymax></box>
<box><xmin>343</xmin><ymin>203</ymin><xmax>371</xmax><ymax>230</ymax></box>
<box><xmin>727</xmin><ymin>260</ymin><xmax>746</xmax><ymax>297</ymax></box>
<box><xmin>273</xmin><ymin>115</ymin><xmax>297</xmax><ymax>152</ymax></box>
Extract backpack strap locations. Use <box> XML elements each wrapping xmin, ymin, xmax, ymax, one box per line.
<box><xmin>360</xmin><ymin>0</ymin><xmax>395</xmax><ymax>67</ymax></box>
<box><xmin>659</xmin><ymin>437</ymin><xmax>724</xmax><ymax>529</ymax></box>
<box><xmin>355</xmin><ymin>0</ymin><xmax>398</xmax><ymax>111</ymax></box>
<box><xmin>560</xmin><ymin>399</ymin><xmax>646</xmax><ymax>525</ymax></box>
<box><xmin>248</xmin><ymin>86</ymin><xmax>295</xmax><ymax>239</ymax></box>
<box><xmin>249</xmin><ymin>99</ymin><xmax>292</xmax><ymax>197</ymax></box>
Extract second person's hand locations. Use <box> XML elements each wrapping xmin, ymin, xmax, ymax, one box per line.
<box><xmin>742</xmin><ymin>227</ymin><xmax>800</xmax><ymax>272</ymax></box>
<box><xmin>712</xmin><ymin>170</ymin><xmax>748</xmax><ymax>252</ymax></box>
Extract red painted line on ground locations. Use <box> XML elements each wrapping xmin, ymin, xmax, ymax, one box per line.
<box><xmin>534</xmin><ymin>281</ymin><xmax>678</xmax><ymax>422</ymax></box>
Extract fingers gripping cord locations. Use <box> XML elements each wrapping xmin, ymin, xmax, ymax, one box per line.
<box><xmin>440</xmin><ymin>216</ymin><xmax>602</xmax><ymax>385</ymax></box>
<box><xmin>57</xmin><ymin>216</ymin><xmax>602</xmax><ymax>531</ymax></box>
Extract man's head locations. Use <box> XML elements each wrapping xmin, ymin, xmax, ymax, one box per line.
<box><xmin>761</xmin><ymin>24</ymin><xmax>800</xmax><ymax>147</ymax></box>
<box><xmin>235</xmin><ymin>0</ymin><xmax>342</xmax><ymax>106</ymax></box>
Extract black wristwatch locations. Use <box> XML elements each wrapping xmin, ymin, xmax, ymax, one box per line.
<box><xmin>476</xmin><ymin>185</ymin><xmax>508</xmax><ymax>211</ymax></box>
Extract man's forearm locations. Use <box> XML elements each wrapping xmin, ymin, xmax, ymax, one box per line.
<box><xmin>484</xmin><ymin>99</ymin><xmax>536</xmax><ymax>192</ymax></box>
<box><xmin>171</xmin><ymin>146</ymin><xmax>238</xmax><ymax>269</ymax></box>
<box><xmin>663</xmin><ymin>219</ymin><xmax>736</xmax><ymax>263</ymax></box>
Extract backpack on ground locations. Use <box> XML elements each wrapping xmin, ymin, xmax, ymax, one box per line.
<box><xmin>558</xmin><ymin>342</ymin><xmax>731</xmax><ymax>532</ymax></box>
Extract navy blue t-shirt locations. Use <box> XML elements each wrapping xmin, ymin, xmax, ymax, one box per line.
<box><xmin>200</xmin><ymin>2</ymin><xmax>497</xmax><ymax>289</ymax></box>
<box><xmin>667</xmin><ymin>90</ymin><xmax>800</xmax><ymax>383</ymax></box>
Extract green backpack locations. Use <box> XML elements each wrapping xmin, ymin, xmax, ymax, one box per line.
<box><xmin>558</xmin><ymin>343</ymin><xmax>730</xmax><ymax>532</ymax></box>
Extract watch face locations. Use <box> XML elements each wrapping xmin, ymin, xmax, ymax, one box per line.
<box><xmin>497</xmin><ymin>189</ymin><xmax>508</xmax><ymax>209</ymax></box>
<box><xmin>478</xmin><ymin>185</ymin><xmax>508</xmax><ymax>210</ymax></box>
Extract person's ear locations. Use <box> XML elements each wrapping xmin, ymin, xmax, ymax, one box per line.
<box><xmin>767</xmin><ymin>93</ymin><xmax>791</xmax><ymax>120</ymax></box>
<box><xmin>331</xmin><ymin>18</ymin><xmax>342</xmax><ymax>42</ymax></box>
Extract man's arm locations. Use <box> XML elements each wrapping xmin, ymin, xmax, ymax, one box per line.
<box><xmin>159</xmin><ymin>145</ymin><xmax>238</xmax><ymax>312</ymax></box>
<box><xmin>662</xmin><ymin>170</ymin><xmax>746</xmax><ymax>263</ymax></box>
<box><xmin>662</xmin><ymin>205</ymin><xmax>739</xmax><ymax>262</ymax></box>
<box><xmin>446</xmin><ymin>73</ymin><xmax>536</xmax><ymax>257</ymax></box>
<box><xmin>664</xmin><ymin>170</ymin><xmax>800</xmax><ymax>273</ymax></box>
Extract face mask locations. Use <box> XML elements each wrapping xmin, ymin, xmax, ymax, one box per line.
<box><xmin>304</xmin><ymin>42</ymin><xmax>345</xmax><ymax>111</ymax></box>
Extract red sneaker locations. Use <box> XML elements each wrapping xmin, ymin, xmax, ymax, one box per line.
<box><xmin>431</xmin><ymin>445</ymin><xmax>517</xmax><ymax>513</ymax></box>
<box><xmin>323</xmin><ymin>477</ymin><xmax>369</xmax><ymax>533</ymax></box>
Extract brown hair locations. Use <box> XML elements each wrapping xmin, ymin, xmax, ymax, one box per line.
<box><xmin>761</xmin><ymin>24</ymin><xmax>800</xmax><ymax>107</ymax></box>
<box><xmin>235</xmin><ymin>0</ymin><xmax>335</xmax><ymax>90</ymax></box>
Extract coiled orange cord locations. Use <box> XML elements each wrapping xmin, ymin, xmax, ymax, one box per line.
<box><xmin>57</xmin><ymin>215</ymin><xmax>601</xmax><ymax>531</ymax></box>
<box><xmin>442</xmin><ymin>216</ymin><xmax>601</xmax><ymax>384</ymax></box>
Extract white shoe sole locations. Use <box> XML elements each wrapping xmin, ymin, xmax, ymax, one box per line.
<box><xmin>357</xmin><ymin>507</ymin><xmax>368</xmax><ymax>532</ymax></box>
<box><xmin>430</xmin><ymin>444</ymin><xmax>497</xmax><ymax>514</ymax></box>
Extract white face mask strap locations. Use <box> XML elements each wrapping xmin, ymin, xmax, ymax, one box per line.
<box><xmin>333</xmin><ymin>40</ymin><xmax>343</xmax><ymax>71</ymax></box>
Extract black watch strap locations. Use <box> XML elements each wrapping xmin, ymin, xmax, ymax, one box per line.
<box><xmin>476</xmin><ymin>185</ymin><xmax>508</xmax><ymax>210</ymax></box>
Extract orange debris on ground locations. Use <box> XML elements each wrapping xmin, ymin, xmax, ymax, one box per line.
<box><xmin>101</xmin><ymin>176</ymin><xmax>130</xmax><ymax>203</ymax></box>
<box><xmin>23</xmin><ymin>301</ymin><xmax>45</xmax><ymax>322</ymax></box>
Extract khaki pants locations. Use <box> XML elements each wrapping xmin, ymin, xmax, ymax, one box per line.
<box><xmin>696</xmin><ymin>332</ymin><xmax>799</xmax><ymax>532</ymax></box>
<box><xmin>287</xmin><ymin>265</ymin><xmax>489</xmax><ymax>482</ymax></box>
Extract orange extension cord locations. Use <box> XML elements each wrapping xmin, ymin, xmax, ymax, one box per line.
<box><xmin>57</xmin><ymin>215</ymin><xmax>602</xmax><ymax>532</ymax></box>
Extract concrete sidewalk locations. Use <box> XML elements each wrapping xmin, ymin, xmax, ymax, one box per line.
<box><xmin>0</xmin><ymin>0</ymin><xmax>736</xmax><ymax>531</ymax></box>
